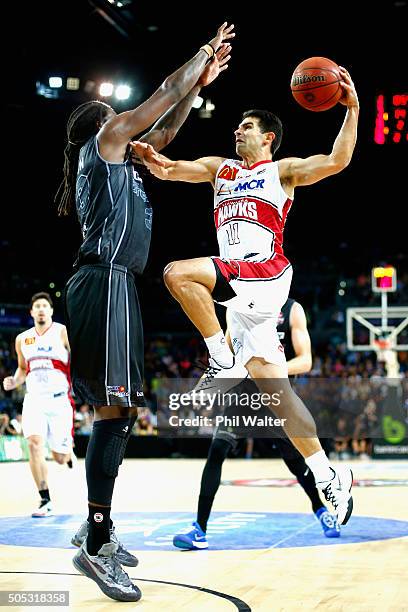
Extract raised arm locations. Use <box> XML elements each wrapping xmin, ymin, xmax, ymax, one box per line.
<box><xmin>99</xmin><ymin>23</ymin><xmax>234</xmax><ymax>161</ymax></box>
<box><xmin>2</xmin><ymin>336</ymin><xmax>27</xmax><ymax>391</ymax></box>
<box><xmin>287</xmin><ymin>302</ymin><xmax>312</xmax><ymax>376</ymax></box>
<box><xmin>143</xmin><ymin>154</ymin><xmax>225</xmax><ymax>185</ymax></box>
<box><xmin>137</xmin><ymin>44</ymin><xmax>232</xmax><ymax>154</ymax></box>
<box><xmin>280</xmin><ymin>67</ymin><xmax>359</xmax><ymax>192</ymax></box>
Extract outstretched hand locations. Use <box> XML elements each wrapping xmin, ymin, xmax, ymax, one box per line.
<box><xmin>145</xmin><ymin>155</ymin><xmax>175</xmax><ymax>180</ymax></box>
<box><xmin>130</xmin><ymin>142</ymin><xmax>173</xmax><ymax>178</ymax></box>
<box><xmin>198</xmin><ymin>43</ymin><xmax>232</xmax><ymax>87</ymax></box>
<box><xmin>130</xmin><ymin>141</ymin><xmax>166</xmax><ymax>166</ymax></box>
<box><xmin>208</xmin><ymin>22</ymin><xmax>235</xmax><ymax>52</ymax></box>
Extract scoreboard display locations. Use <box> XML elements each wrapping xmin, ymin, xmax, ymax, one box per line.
<box><xmin>374</xmin><ymin>93</ymin><xmax>407</xmax><ymax>144</ymax></box>
<box><xmin>371</xmin><ymin>266</ymin><xmax>397</xmax><ymax>293</ymax></box>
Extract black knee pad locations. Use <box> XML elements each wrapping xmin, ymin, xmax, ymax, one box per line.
<box><xmin>86</xmin><ymin>418</ymin><xmax>129</xmax><ymax>478</ymax></box>
<box><xmin>85</xmin><ymin>418</ymin><xmax>130</xmax><ymax>506</ymax></box>
<box><xmin>104</xmin><ymin>432</ymin><xmax>128</xmax><ymax>478</ymax></box>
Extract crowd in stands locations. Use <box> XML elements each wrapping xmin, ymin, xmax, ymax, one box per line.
<box><xmin>1</xmin><ymin>327</ymin><xmax>407</xmax><ymax>459</ymax></box>
<box><xmin>2</xmin><ymin>256</ymin><xmax>408</xmax><ymax>458</ymax></box>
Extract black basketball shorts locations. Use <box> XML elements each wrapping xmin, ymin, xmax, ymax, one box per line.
<box><xmin>64</xmin><ymin>263</ymin><xmax>146</xmax><ymax>408</ymax></box>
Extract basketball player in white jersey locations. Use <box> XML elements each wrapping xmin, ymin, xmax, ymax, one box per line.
<box><xmin>142</xmin><ymin>67</ymin><xmax>359</xmax><ymax>525</ymax></box>
<box><xmin>2</xmin><ymin>292</ymin><xmax>73</xmax><ymax>517</ymax></box>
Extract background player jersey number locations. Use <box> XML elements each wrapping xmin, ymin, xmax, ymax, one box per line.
<box><xmin>226</xmin><ymin>222</ymin><xmax>240</xmax><ymax>245</ymax></box>
<box><xmin>34</xmin><ymin>371</ymin><xmax>49</xmax><ymax>384</ymax></box>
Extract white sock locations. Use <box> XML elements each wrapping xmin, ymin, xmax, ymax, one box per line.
<box><xmin>305</xmin><ymin>450</ymin><xmax>334</xmax><ymax>484</ymax></box>
<box><xmin>204</xmin><ymin>331</ymin><xmax>234</xmax><ymax>367</ymax></box>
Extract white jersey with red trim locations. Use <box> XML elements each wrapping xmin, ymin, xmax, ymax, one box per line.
<box><xmin>20</xmin><ymin>322</ymin><xmax>70</xmax><ymax>396</ymax></box>
<box><xmin>214</xmin><ymin>159</ymin><xmax>293</xmax><ymax>267</ymax></box>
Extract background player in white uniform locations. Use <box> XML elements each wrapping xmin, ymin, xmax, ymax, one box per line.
<box><xmin>143</xmin><ymin>67</ymin><xmax>359</xmax><ymax>525</ymax></box>
<box><xmin>2</xmin><ymin>292</ymin><xmax>73</xmax><ymax>517</ymax></box>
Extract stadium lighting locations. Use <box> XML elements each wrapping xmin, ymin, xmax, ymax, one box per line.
<box><xmin>49</xmin><ymin>77</ymin><xmax>63</xmax><ymax>88</ymax></box>
<box><xmin>199</xmin><ymin>99</ymin><xmax>215</xmax><ymax>119</ymax></box>
<box><xmin>99</xmin><ymin>82</ymin><xmax>114</xmax><ymax>97</ymax></box>
<box><xmin>192</xmin><ymin>95</ymin><xmax>204</xmax><ymax>109</ymax></box>
<box><xmin>115</xmin><ymin>84</ymin><xmax>131</xmax><ymax>100</ymax></box>
<box><xmin>66</xmin><ymin>77</ymin><xmax>80</xmax><ymax>91</ymax></box>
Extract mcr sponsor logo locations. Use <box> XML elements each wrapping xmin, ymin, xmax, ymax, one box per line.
<box><xmin>217</xmin><ymin>178</ymin><xmax>265</xmax><ymax>197</ymax></box>
<box><xmin>235</xmin><ymin>179</ymin><xmax>265</xmax><ymax>192</ymax></box>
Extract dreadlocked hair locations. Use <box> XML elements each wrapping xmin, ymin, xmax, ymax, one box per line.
<box><xmin>54</xmin><ymin>101</ymin><xmax>114</xmax><ymax>216</ymax></box>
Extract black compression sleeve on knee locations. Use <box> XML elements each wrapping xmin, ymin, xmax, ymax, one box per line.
<box><xmin>85</xmin><ymin>418</ymin><xmax>129</xmax><ymax>506</ymax></box>
<box><xmin>211</xmin><ymin>260</ymin><xmax>237</xmax><ymax>303</ymax></box>
<box><xmin>197</xmin><ymin>438</ymin><xmax>231</xmax><ymax>532</ymax></box>
<box><xmin>282</xmin><ymin>455</ymin><xmax>325</xmax><ymax>514</ymax></box>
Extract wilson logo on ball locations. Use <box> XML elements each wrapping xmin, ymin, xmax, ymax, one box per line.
<box><xmin>292</xmin><ymin>74</ymin><xmax>325</xmax><ymax>86</ymax></box>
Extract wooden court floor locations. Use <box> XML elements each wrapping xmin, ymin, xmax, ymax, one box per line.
<box><xmin>0</xmin><ymin>457</ymin><xmax>407</xmax><ymax>611</ymax></box>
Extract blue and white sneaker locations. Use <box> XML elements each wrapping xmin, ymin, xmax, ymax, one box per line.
<box><xmin>173</xmin><ymin>522</ymin><xmax>208</xmax><ymax>550</ymax></box>
<box><xmin>316</xmin><ymin>465</ymin><xmax>353</xmax><ymax>525</ymax></box>
<box><xmin>315</xmin><ymin>507</ymin><xmax>341</xmax><ymax>538</ymax></box>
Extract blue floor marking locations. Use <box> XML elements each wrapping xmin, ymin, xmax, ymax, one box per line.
<box><xmin>0</xmin><ymin>512</ymin><xmax>407</xmax><ymax>550</ymax></box>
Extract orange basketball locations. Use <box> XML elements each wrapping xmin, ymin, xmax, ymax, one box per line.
<box><xmin>291</xmin><ymin>57</ymin><xmax>343</xmax><ymax>111</ymax></box>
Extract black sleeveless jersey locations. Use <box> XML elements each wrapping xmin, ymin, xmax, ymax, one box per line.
<box><xmin>74</xmin><ymin>136</ymin><xmax>152</xmax><ymax>275</ymax></box>
<box><xmin>277</xmin><ymin>298</ymin><xmax>296</xmax><ymax>361</ymax></box>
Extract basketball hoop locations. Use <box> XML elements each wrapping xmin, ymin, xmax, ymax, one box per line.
<box><xmin>373</xmin><ymin>337</ymin><xmax>399</xmax><ymax>377</ymax></box>
<box><xmin>373</xmin><ymin>337</ymin><xmax>392</xmax><ymax>361</ymax></box>
<box><xmin>374</xmin><ymin>338</ymin><xmax>392</xmax><ymax>353</ymax></box>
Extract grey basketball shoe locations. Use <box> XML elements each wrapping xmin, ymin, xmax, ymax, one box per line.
<box><xmin>71</xmin><ymin>521</ymin><xmax>138</xmax><ymax>567</ymax></box>
<box><xmin>72</xmin><ymin>539</ymin><xmax>141</xmax><ymax>602</ymax></box>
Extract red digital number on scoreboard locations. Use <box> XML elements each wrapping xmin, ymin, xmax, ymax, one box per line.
<box><xmin>374</xmin><ymin>93</ymin><xmax>408</xmax><ymax>144</ymax></box>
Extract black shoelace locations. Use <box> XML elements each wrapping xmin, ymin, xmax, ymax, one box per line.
<box><xmin>199</xmin><ymin>363</ymin><xmax>222</xmax><ymax>388</ymax></box>
<box><xmin>323</xmin><ymin>484</ymin><xmax>338</xmax><ymax>508</ymax></box>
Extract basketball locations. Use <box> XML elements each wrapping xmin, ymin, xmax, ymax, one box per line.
<box><xmin>291</xmin><ymin>57</ymin><xmax>343</xmax><ymax>111</ymax></box>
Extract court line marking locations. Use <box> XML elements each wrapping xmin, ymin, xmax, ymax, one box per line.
<box><xmin>0</xmin><ymin>571</ymin><xmax>251</xmax><ymax>611</ymax></box>
<box><xmin>267</xmin><ymin>521</ymin><xmax>317</xmax><ymax>549</ymax></box>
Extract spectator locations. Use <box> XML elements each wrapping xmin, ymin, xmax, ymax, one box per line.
<box><xmin>352</xmin><ymin>399</ymin><xmax>379</xmax><ymax>459</ymax></box>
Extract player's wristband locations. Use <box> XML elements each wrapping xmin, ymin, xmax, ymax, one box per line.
<box><xmin>200</xmin><ymin>44</ymin><xmax>215</xmax><ymax>59</ymax></box>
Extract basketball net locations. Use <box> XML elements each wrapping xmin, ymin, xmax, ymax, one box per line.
<box><xmin>373</xmin><ymin>338</ymin><xmax>400</xmax><ymax>378</ymax></box>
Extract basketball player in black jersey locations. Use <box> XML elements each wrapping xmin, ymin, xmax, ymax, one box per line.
<box><xmin>173</xmin><ymin>299</ymin><xmax>340</xmax><ymax>550</ymax></box>
<box><xmin>55</xmin><ymin>23</ymin><xmax>235</xmax><ymax>602</ymax></box>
